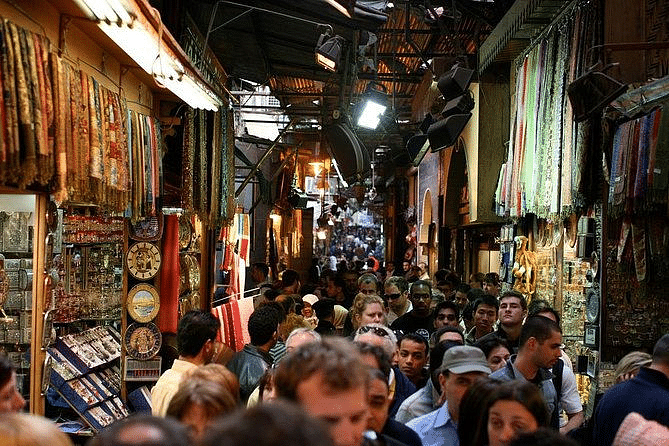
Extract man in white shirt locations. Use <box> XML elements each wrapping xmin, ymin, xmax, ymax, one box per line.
<box><xmin>151</xmin><ymin>310</ymin><xmax>219</xmax><ymax>416</ymax></box>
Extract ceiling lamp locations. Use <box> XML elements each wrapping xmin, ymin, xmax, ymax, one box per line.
<box><xmin>429</xmin><ymin>64</ymin><xmax>475</xmax><ymax>151</ymax></box>
<box><xmin>357</xmin><ymin>82</ymin><xmax>388</xmax><ymax>129</ymax></box>
<box><xmin>316</xmin><ymin>30</ymin><xmax>345</xmax><ymax>72</ymax></box>
<box><xmin>324</xmin><ymin>0</ymin><xmax>356</xmax><ymax>18</ymax></box>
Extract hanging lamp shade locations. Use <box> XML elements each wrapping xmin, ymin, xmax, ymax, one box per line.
<box><xmin>437</xmin><ymin>65</ymin><xmax>475</xmax><ymax>100</ymax></box>
<box><xmin>567</xmin><ymin>70</ymin><xmax>627</xmax><ymax>121</ymax></box>
<box><xmin>427</xmin><ymin>114</ymin><xmax>472</xmax><ymax>152</ymax></box>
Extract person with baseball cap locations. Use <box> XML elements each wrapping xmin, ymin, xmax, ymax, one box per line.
<box><xmin>407</xmin><ymin>345</ymin><xmax>491</xmax><ymax>446</ymax></box>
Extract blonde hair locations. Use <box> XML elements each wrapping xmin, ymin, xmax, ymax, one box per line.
<box><xmin>615</xmin><ymin>351</ymin><xmax>652</xmax><ymax>383</ymax></box>
<box><xmin>186</xmin><ymin>364</ymin><xmax>240</xmax><ymax>402</ymax></box>
<box><xmin>279</xmin><ymin>313</ymin><xmax>311</xmax><ymax>341</ymax></box>
<box><xmin>350</xmin><ymin>293</ymin><xmax>385</xmax><ymax>329</ymax></box>
<box><xmin>0</xmin><ymin>413</ymin><xmax>73</xmax><ymax>446</ymax></box>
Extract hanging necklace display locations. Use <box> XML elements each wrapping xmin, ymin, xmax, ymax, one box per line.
<box><xmin>126</xmin><ymin>242</ymin><xmax>161</xmax><ymax>280</ymax></box>
<box><xmin>129</xmin><ymin>215</ymin><xmax>163</xmax><ymax>242</ymax></box>
<box><xmin>124</xmin><ymin>323</ymin><xmax>161</xmax><ymax>360</ymax></box>
<box><xmin>127</xmin><ymin>284</ymin><xmax>160</xmax><ymax>323</ymax></box>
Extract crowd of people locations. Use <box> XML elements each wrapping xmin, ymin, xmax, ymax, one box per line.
<box><xmin>1</xmin><ymin>264</ymin><xmax>668</xmax><ymax>446</ymax></box>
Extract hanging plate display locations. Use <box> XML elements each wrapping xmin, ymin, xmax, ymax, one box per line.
<box><xmin>124</xmin><ymin>323</ymin><xmax>162</xmax><ymax>360</ymax></box>
<box><xmin>129</xmin><ymin>215</ymin><xmax>163</xmax><ymax>242</ymax></box>
<box><xmin>179</xmin><ymin>294</ymin><xmax>192</xmax><ymax>317</ymax></box>
<box><xmin>179</xmin><ymin>254</ymin><xmax>200</xmax><ymax>295</ymax></box>
<box><xmin>189</xmin><ymin>291</ymin><xmax>201</xmax><ymax>310</ymax></box>
<box><xmin>127</xmin><ymin>284</ymin><xmax>160</xmax><ymax>323</ymax></box>
<box><xmin>585</xmin><ymin>288</ymin><xmax>600</xmax><ymax>323</ymax></box>
<box><xmin>178</xmin><ymin>216</ymin><xmax>194</xmax><ymax>250</ymax></box>
<box><xmin>126</xmin><ymin>242</ymin><xmax>161</xmax><ymax>280</ymax></box>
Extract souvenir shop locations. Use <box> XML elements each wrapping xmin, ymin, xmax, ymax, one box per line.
<box><xmin>485</xmin><ymin>0</ymin><xmax>669</xmax><ymax>415</ymax></box>
<box><xmin>0</xmin><ymin>0</ymin><xmax>244</xmax><ymax>436</ymax></box>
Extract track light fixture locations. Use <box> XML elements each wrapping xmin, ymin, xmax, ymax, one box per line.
<box><xmin>316</xmin><ymin>29</ymin><xmax>345</xmax><ymax>72</ymax></box>
<box><xmin>357</xmin><ymin>81</ymin><xmax>388</xmax><ymax>129</ymax></box>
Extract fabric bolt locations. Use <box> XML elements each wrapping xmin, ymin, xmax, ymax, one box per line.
<box><xmin>158</xmin><ymin>215</ymin><xmax>179</xmax><ymax>334</ymax></box>
<box><xmin>237</xmin><ymin>296</ymin><xmax>254</xmax><ymax>347</ymax></box>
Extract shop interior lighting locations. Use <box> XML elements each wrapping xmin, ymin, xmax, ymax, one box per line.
<box><xmin>315</xmin><ymin>29</ymin><xmax>345</xmax><ymax>72</ymax></box>
<box><xmin>323</xmin><ymin>0</ymin><xmax>356</xmax><ymax>18</ymax></box>
<box><xmin>357</xmin><ymin>81</ymin><xmax>388</xmax><ymax>129</ymax></box>
<box><xmin>74</xmin><ymin>0</ymin><xmax>221</xmax><ymax>110</ymax></box>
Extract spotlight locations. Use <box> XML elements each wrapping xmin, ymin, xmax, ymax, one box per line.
<box><xmin>324</xmin><ymin>0</ymin><xmax>356</xmax><ymax>18</ymax></box>
<box><xmin>357</xmin><ymin>81</ymin><xmax>388</xmax><ymax>129</ymax></box>
<box><xmin>429</xmin><ymin>64</ymin><xmax>476</xmax><ymax>152</ymax></box>
<box><xmin>567</xmin><ymin>69</ymin><xmax>626</xmax><ymax>122</ymax></box>
<box><xmin>427</xmin><ymin>114</ymin><xmax>471</xmax><ymax>152</ymax></box>
<box><xmin>316</xmin><ymin>31</ymin><xmax>344</xmax><ymax>72</ymax></box>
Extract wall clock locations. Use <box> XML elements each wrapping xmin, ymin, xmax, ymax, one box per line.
<box><xmin>127</xmin><ymin>284</ymin><xmax>160</xmax><ymax>323</ymax></box>
<box><xmin>124</xmin><ymin>323</ymin><xmax>161</xmax><ymax>360</ymax></box>
<box><xmin>126</xmin><ymin>242</ymin><xmax>161</xmax><ymax>280</ymax></box>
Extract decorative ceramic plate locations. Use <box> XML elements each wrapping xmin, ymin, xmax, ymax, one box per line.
<box><xmin>178</xmin><ymin>216</ymin><xmax>194</xmax><ymax>251</ymax></box>
<box><xmin>126</xmin><ymin>242</ymin><xmax>161</xmax><ymax>280</ymax></box>
<box><xmin>127</xmin><ymin>284</ymin><xmax>160</xmax><ymax>323</ymax></box>
<box><xmin>129</xmin><ymin>215</ymin><xmax>163</xmax><ymax>242</ymax></box>
<box><xmin>124</xmin><ymin>323</ymin><xmax>162</xmax><ymax>360</ymax></box>
<box><xmin>585</xmin><ymin>288</ymin><xmax>600</xmax><ymax>323</ymax></box>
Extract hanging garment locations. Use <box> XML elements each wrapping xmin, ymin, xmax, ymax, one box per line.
<box><xmin>238</xmin><ymin>214</ymin><xmax>250</xmax><ymax>263</ymax></box>
<box><xmin>237</xmin><ymin>296</ymin><xmax>254</xmax><ymax>347</ymax></box>
<box><xmin>631</xmin><ymin>222</ymin><xmax>646</xmax><ymax>282</ymax></box>
<box><xmin>158</xmin><ymin>215</ymin><xmax>180</xmax><ymax>334</ymax></box>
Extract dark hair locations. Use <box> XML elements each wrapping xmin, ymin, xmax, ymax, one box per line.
<box><xmin>252</xmin><ymin>263</ymin><xmax>269</xmax><ymax>277</ymax></box>
<box><xmin>474</xmin><ymin>335</ymin><xmax>511</xmax><ymax>359</ymax></box>
<box><xmin>456</xmin><ymin>283</ymin><xmax>472</xmax><ymax>294</ymax></box>
<box><xmin>0</xmin><ymin>354</ymin><xmax>15</xmax><ymax>389</ymax></box>
<box><xmin>357</xmin><ymin>273</ymin><xmax>379</xmax><ymax>287</ymax></box>
<box><xmin>483</xmin><ymin>272</ymin><xmax>500</xmax><ymax>286</ymax></box>
<box><xmin>467</xmin><ymin>288</ymin><xmax>487</xmax><ymax>304</ymax></box>
<box><xmin>248</xmin><ymin>306</ymin><xmax>280</xmax><ymax>346</ymax></box>
<box><xmin>519</xmin><ymin>316</ymin><xmax>562</xmax><ymax>348</ymax></box>
<box><xmin>409</xmin><ymin>279</ymin><xmax>432</xmax><ymax>295</ymax></box>
<box><xmin>356</xmin><ymin>342</ymin><xmax>392</xmax><ymax>380</ymax></box>
<box><xmin>275</xmin><ymin>338</ymin><xmax>367</xmax><ymax>402</ymax></box>
<box><xmin>509</xmin><ymin>428</ymin><xmax>579</xmax><ymax>446</ymax></box>
<box><xmin>470</xmin><ymin>272</ymin><xmax>485</xmax><ymax>285</ymax></box>
<box><xmin>201</xmin><ymin>400</ymin><xmax>334</xmax><ymax>446</ymax></box>
<box><xmin>429</xmin><ymin>339</ymin><xmax>458</xmax><ymax>376</ymax></box>
<box><xmin>433</xmin><ymin>326</ymin><xmax>465</xmax><ymax>344</ymax></box>
<box><xmin>458</xmin><ymin>377</ymin><xmax>503</xmax><ymax>446</ymax></box>
<box><xmin>281</xmin><ymin>269</ymin><xmax>300</xmax><ymax>288</ymax></box>
<box><xmin>264</xmin><ymin>289</ymin><xmax>280</xmax><ymax>301</ymax></box>
<box><xmin>93</xmin><ymin>414</ymin><xmax>189</xmax><ymax>446</ymax></box>
<box><xmin>328</xmin><ymin>275</ymin><xmax>347</xmax><ymax>290</ymax></box>
<box><xmin>531</xmin><ymin>308</ymin><xmax>561</xmax><ymax>328</ymax></box>
<box><xmin>489</xmin><ymin>380</ymin><xmax>550</xmax><ymax>428</ymax></box>
<box><xmin>652</xmin><ymin>334</ymin><xmax>669</xmax><ymax>366</ymax></box>
<box><xmin>258</xmin><ymin>367</ymin><xmax>277</xmax><ymax>401</ymax></box>
<box><xmin>399</xmin><ymin>333</ymin><xmax>429</xmax><ymax>357</ymax></box>
<box><xmin>312</xmin><ymin>299</ymin><xmax>335</xmax><ymax>320</ymax></box>
<box><xmin>500</xmin><ymin>290</ymin><xmax>527</xmax><ymax>311</ymax></box>
<box><xmin>176</xmin><ymin>311</ymin><xmax>219</xmax><ymax>357</ymax></box>
<box><xmin>384</xmin><ymin>276</ymin><xmax>409</xmax><ymax>293</ymax></box>
<box><xmin>473</xmin><ymin>294</ymin><xmax>500</xmax><ymax>312</ymax></box>
<box><xmin>165</xmin><ymin>379</ymin><xmax>236</xmax><ymax>422</ymax></box>
<box><xmin>434</xmin><ymin>300</ymin><xmax>460</xmax><ymax>320</ymax></box>
<box><xmin>462</xmin><ymin>301</ymin><xmax>476</xmax><ymax>322</ymax></box>
<box><xmin>259</xmin><ymin>301</ymin><xmax>287</xmax><ymax>323</ymax></box>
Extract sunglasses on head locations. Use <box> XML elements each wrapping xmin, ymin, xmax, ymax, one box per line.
<box><xmin>358</xmin><ymin>325</ymin><xmax>390</xmax><ymax>338</ymax></box>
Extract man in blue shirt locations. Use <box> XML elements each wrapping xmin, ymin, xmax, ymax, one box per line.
<box><xmin>406</xmin><ymin>346</ymin><xmax>491</xmax><ymax>446</ymax></box>
<box><xmin>592</xmin><ymin>334</ymin><xmax>669</xmax><ymax>446</ymax></box>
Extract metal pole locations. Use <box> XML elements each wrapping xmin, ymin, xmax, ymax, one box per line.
<box><xmin>235</xmin><ymin>118</ymin><xmax>298</xmax><ymax>197</ymax></box>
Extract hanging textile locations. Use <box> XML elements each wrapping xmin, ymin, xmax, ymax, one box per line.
<box><xmin>220</xmin><ymin>106</ymin><xmax>235</xmax><ymax>224</ymax></box>
<box><xmin>126</xmin><ymin>109</ymin><xmax>161</xmax><ymax>216</ymax></box>
<box><xmin>182</xmin><ymin>108</ymin><xmax>195</xmax><ymax>212</ymax></box>
<box><xmin>158</xmin><ymin>215</ymin><xmax>180</xmax><ymax>334</ymax></box>
<box><xmin>237</xmin><ymin>296</ymin><xmax>254</xmax><ymax>347</ymax></box>
<box><xmin>499</xmin><ymin>0</ymin><xmax>600</xmax><ymax>218</ymax></box>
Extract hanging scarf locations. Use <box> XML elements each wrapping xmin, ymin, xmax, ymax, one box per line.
<box><xmin>182</xmin><ymin>108</ymin><xmax>194</xmax><ymax>212</ymax></box>
<box><xmin>0</xmin><ymin>22</ymin><xmax>9</xmax><ymax>184</ymax></box>
<box><xmin>50</xmin><ymin>52</ymin><xmax>67</xmax><ymax>204</ymax></box>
